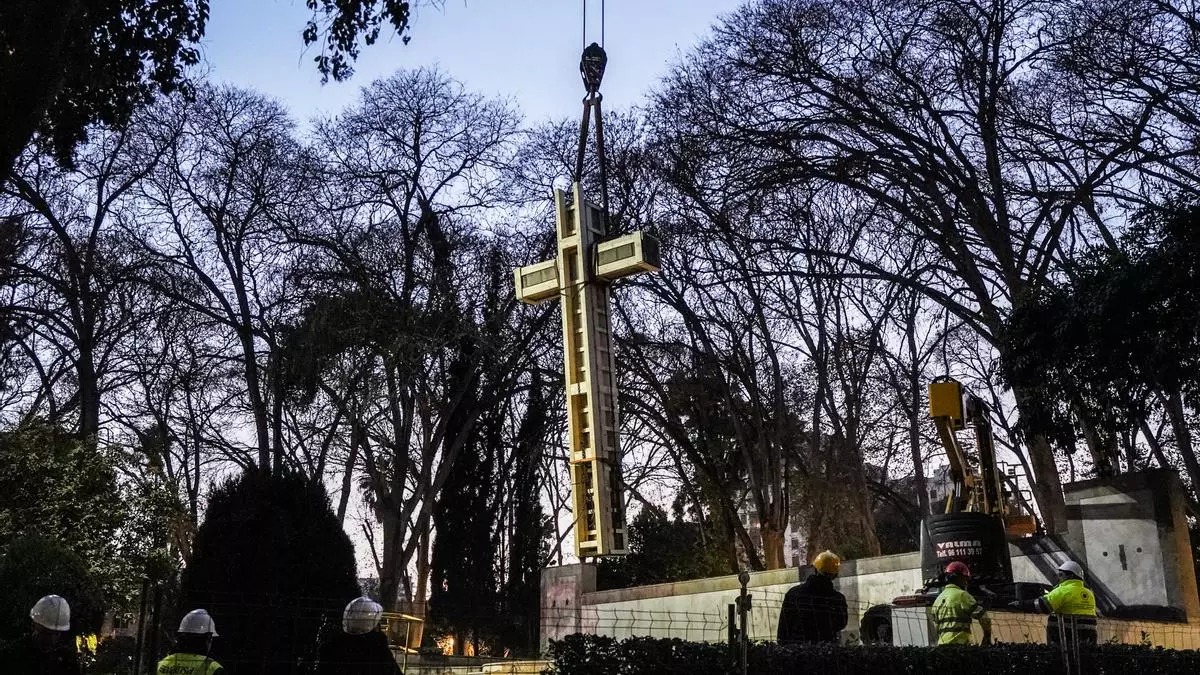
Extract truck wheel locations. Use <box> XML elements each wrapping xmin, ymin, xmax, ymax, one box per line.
<box><xmin>860</xmin><ymin>605</ymin><xmax>893</xmax><ymax>645</ymax></box>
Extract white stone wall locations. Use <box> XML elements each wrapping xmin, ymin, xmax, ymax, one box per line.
<box><xmin>547</xmin><ymin>470</ymin><xmax>1200</xmax><ymax>649</ymax></box>
<box><xmin>576</xmin><ymin>555</ymin><xmax>927</xmax><ymax>644</ymax></box>
<box><xmin>569</xmin><ymin>549</ymin><xmax>1200</xmax><ymax>648</ymax></box>
<box><xmin>578</xmin><ymin>569</ymin><xmax>796</xmax><ymax>643</ymax></box>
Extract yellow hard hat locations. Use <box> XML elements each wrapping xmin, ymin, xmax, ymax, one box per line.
<box><xmin>813</xmin><ymin>550</ymin><xmax>841</xmax><ymax>576</ymax></box>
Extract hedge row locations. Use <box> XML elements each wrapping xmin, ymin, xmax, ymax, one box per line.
<box><xmin>545</xmin><ymin>634</ymin><xmax>1200</xmax><ymax>674</ymax></box>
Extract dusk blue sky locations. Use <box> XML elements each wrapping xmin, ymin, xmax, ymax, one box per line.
<box><xmin>202</xmin><ymin>0</ymin><xmax>742</xmax><ymax>124</ymax></box>
<box><xmin>200</xmin><ymin>2</ymin><xmax>743</xmax><ymax>569</ymax></box>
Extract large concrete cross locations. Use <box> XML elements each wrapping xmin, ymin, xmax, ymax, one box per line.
<box><xmin>513</xmin><ymin>183</ymin><xmax>660</xmax><ymax>558</ymax></box>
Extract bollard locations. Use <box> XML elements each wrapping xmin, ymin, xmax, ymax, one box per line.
<box><xmin>727</xmin><ymin>603</ymin><xmax>737</xmax><ymax>661</ymax></box>
<box><xmin>737</xmin><ymin>571</ymin><xmax>751</xmax><ymax>675</ymax></box>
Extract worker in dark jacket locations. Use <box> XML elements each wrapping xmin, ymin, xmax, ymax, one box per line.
<box><xmin>317</xmin><ymin>597</ymin><xmax>403</xmax><ymax>675</ymax></box>
<box><xmin>0</xmin><ymin>595</ymin><xmax>83</xmax><ymax>675</ymax></box>
<box><xmin>777</xmin><ymin>550</ymin><xmax>848</xmax><ymax>643</ymax></box>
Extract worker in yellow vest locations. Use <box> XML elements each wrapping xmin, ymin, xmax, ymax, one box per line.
<box><xmin>75</xmin><ymin>633</ymin><xmax>98</xmax><ymax>655</ymax></box>
<box><xmin>157</xmin><ymin>609</ymin><xmax>223</xmax><ymax>675</ymax></box>
<box><xmin>931</xmin><ymin>561</ymin><xmax>991</xmax><ymax>645</ymax></box>
<box><xmin>1011</xmin><ymin>559</ymin><xmax>1097</xmax><ymax>646</ymax></box>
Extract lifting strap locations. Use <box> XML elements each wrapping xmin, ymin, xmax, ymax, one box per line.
<box><xmin>575</xmin><ymin>0</ymin><xmax>611</xmax><ymax>225</ymax></box>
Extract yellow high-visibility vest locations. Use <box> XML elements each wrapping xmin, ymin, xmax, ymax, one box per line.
<box><xmin>157</xmin><ymin>652</ymin><xmax>223</xmax><ymax>675</ymax></box>
<box><xmin>932</xmin><ymin>583</ymin><xmax>988</xmax><ymax>645</ymax></box>
<box><xmin>1040</xmin><ymin>578</ymin><xmax>1097</xmax><ymax>616</ymax></box>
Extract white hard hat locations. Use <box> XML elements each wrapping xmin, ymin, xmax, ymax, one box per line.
<box><xmin>30</xmin><ymin>595</ymin><xmax>71</xmax><ymax>632</ymax></box>
<box><xmin>178</xmin><ymin>609</ymin><xmax>218</xmax><ymax>636</ymax></box>
<box><xmin>342</xmin><ymin>597</ymin><xmax>383</xmax><ymax>635</ymax></box>
<box><xmin>1057</xmin><ymin>560</ymin><xmax>1085</xmax><ymax>578</ymax></box>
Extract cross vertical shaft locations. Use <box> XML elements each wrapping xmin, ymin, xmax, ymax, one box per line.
<box><xmin>556</xmin><ymin>184</ymin><xmax>625</xmax><ymax>557</ymax></box>
<box><xmin>514</xmin><ymin>183</ymin><xmax>660</xmax><ymax>558</ymax></box>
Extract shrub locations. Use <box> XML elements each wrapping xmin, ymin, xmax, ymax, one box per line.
<box><xmin>179</xmin><ymin>468</ymin><xmax>359</xmax><ymax>675</ymax></box>
<box><xmin>91</xmin><ymin>635</ymin><xmax>137</xmax><ymax>675</ymax></box>
<box><xmin>597</xmin><ymin>511</ymin><xmax>730</xmax><ymax>590</ymax></box>
<box><xmin>546</xmin><ymin>635</ymin><xmax>1200</xmax><ymax>674</ymax></box>
<box><xmin>545</xmin><ymin>634</ymin><xmax>623</xmax><ymax>675</ymax></box>
<box><xmin>749</xmin><ymin>642</ymin><xmax>1058</xmax><ymax>674</ymax></box>
<box><xmin>0</xmin><ymin>535</ymin><xmax>104</xmax><ymax>640</ymax></box>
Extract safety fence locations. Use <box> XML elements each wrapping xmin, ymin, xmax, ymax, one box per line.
<box><xmin>546</xmin><ymin>591</ymin><xmax>1200</xmax><ymax>675</ymax></box>
<box><xmin>569</xmin><ymin>593</ymin><xmax>1200</xmax><ymax>649</ymax></box>
<box><xmin>64</xmin><ymin>591</ymin><xmax>1200</xmax><ymax>673</ymax></box>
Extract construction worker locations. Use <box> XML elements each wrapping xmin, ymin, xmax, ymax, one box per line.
<box><xmin>776</xmin><ymin>550</ymin><xmax>848</xmax><ymax>644</ymax></box>
<box><xmin>157</xmin><ymin>609</ymin><xmax>223</xmax><ymax>675</ymax></box>
<box><xmin>74</xmin><ymin>633</ymin><xmax>98</xmax><ymax>655</ymax></box>
<box><xmin>1011</xmin><ymin>559</ymin><xmax>1097</xmax><ymax>646</ymax></box>
<box><xmin>932</xmin><ymin>561</ymin><xmax>992</xmax><ymax>645</ymax></box>
<box><xmin>0</xmin><ymin>595</ymin><xmax>82</xmax><ymax>674</ymax></box>
<box><xmin>316</xmin><ymin>597</ymin><xmax>403</xmax><ymax>675</ymax></box>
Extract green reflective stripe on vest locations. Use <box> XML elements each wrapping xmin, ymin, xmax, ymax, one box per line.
<box><xmin>157</xmin><ymin>652</ymin><xmax>222</xmax><ymax>675</ymax></box>
<box><xmin>932</xmin><ymin>584</ymin><xmax>982</xmax><ymax>645</ymax></box>
<box><xmin>1043</xmin><ymin>579</ymin><xmax>1097</xmax><ymax>617</ymax></box>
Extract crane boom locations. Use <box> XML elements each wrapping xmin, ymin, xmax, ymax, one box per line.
<box><xmin>929</xmin><ymin>377</ymin><xmax>1038</xmax><ymax>538</ymax></box>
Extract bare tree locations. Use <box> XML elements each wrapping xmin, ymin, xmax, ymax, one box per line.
<box><xmin>1</xmin><ymin>122</ymin><xmax>169</xmax><ymax>438</ymax></box>
<box><xmin>284</xmin><ymin>68</ymin><xmax>542</xmax><ymax>611</ymax></box>
<box><xmin>651</xmin><ymin>0</ymin><xmax>1200</xmax><ymax>531</ymax></box>
<box><xmin>137</xmin><ymin>85</ymin><xmax>306</xmax><ymax>471</ymax></box>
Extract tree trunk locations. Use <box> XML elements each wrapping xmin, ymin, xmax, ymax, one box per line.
<box><xmin>1122</xmin><ymin>427</ymin><xmax>1138</xmax><ymax>474</ymax></box>
<box><xmin>760</xmin><ymin>521</ymin><xmax>785</xmax><ymax>570</ymax></box>
<box><xmin>235</xmin><ymin>324</ymin><xmax>271</xmax><ymax>470</ymax></box>
<box><xmin>802</xmin><ymin>448</ymin><xmax>883</xmax><ymax>560</ymax></box>
<box><xmin>1028</xmin><ymin>432</ymin><xmax>1068</xmax><ymax>534</ymax></box>
<box><xmin>1163</xmin><ymin>388</ymin><xmax>1200</xmax><ymax>496</ymax></box>
<box><xmin>908</xmin><ymin>407</ymin><xmax>929</xmax><ymax>515</ymax></box>
<box><xmin>804</xmin><ymin>502</ymin><xmax>833</xmax><ymax>563</ymax></box>
<box><xmin>76</xmin><ymin>347</ymin><xmax>101</xmax><ymax>440</ymax></box>
<box><xmin>1009</xmin><ymin>385</ymin><xmax>1068</xmax><ymax>532</ymax></box>
<box><xmin>74</xmin><ymin>256</ymin><xmax>100</xmax><ymax>440</ymax></box>
<box><xmin>905</xmin><ymin>307</ymin><xmax>930</xmax><ymax>516</ymax></box>
<box><xmin>847</xmin><ymin>459</ymin><xmax>882</xmax><ymax>557</ymax></box>
<box><xmin>378</xmin><ymin>508</ymin><xmax>402</xmax><ymax>610</ymax></box>
<box><xmin>269</xmin><ymin>351</ymin><xmax>284</xmax><ymax>473</ymax></box>
<box><xmin>412</xmin><ymin>523</ymin><xmax>430</xmax><ymax>648</ymax></box>
<box><xmin>335</xmin><ymin>431</ymin><xmax>359</xmax><ymax>523</ymax></box>
<box><xmin>1074</xmin><ymin>399</ymin><xmax>1117</xmax><ymax>477</ymax></box>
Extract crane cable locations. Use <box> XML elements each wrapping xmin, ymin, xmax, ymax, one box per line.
<box><xmin>576</xmin><ymin>0</ymin><xmax>611</xmax><ymax>226</ymax></box>
<box><xmin>582</xmin><ymin>0</ymin><xmax>606</xmax><ymax>49</ymax></box>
